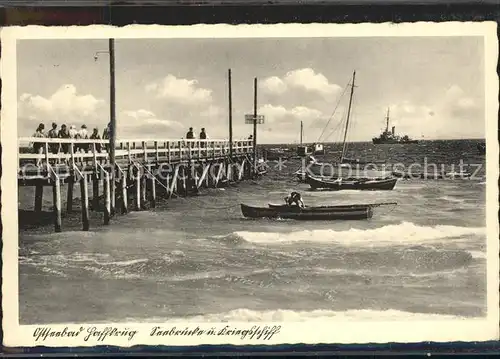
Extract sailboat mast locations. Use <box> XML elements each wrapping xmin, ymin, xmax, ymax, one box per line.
<box><xmin>341</xmin><ymin>71</ymin><xmax>356</xmax><ymax>162</ymax></box>
<box><xmin>385</xmin><ymin>107</ymin><xmax>390</xmax><ymax>132</ymax></box>
<box><xmin>300</xmin><ymin>121</ymin><xmax>303</xmax><ymax>145</ymax></box>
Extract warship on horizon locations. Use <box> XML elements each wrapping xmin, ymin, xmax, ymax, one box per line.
<box><xmin>372</xmin><ymin>108</ymin><xmax>419</xmax><ymax>144</ymax></box>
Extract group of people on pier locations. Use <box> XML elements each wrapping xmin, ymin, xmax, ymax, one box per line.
<box><xmin>32</xmin><ymin>122</ymin><xmax>111</xmax><ymax>156</ymax></box>
<box><xmin>185</xmin><ymin>127</ymin><xmax>207</xmax><ymax>140</ymax></box>
<box><xmin>185</xmin><ymin>127</ymin><xmax>209</xmax><ymax>148</ymax></box>
<box><xmin>184</xmin><ymin>127</ymin><xmax>253</xmax><ymax>144</ymax></box>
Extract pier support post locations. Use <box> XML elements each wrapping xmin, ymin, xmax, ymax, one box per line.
<box><xmin>52</xmin><ymin>179</ymin><xmax>62</xmax><ymax>233</ymax></box>
<box><xmin>34</xmin><ymin>184</ymin><xmax>43</xmax><ymax>213</ymax></box>
<box><xmin>120</xmin><ymin>175</ymin><xmax>128</xmax><ymax>214</ymax></box>
<box><xmin>92</xmin><ymin>174</ymin><xmax>99</xmax><ymax>210</ymax></box>
<box><xmin>227</xmin><ymin>160</ymin><xmax>233</xmax><ymax>182</ymax></box>
<box><xmin>141</xmin><ymin>175</ymin><xmax>147</xmax><ymax>209</ymax></box>
<box><xmin>135</xmin><ymin>168</ymin><xmax>141</xmax><ymax>211</ymax></box>
<box><xmin>238</xmin><ymin>159</ymin><xmax>246</xmax><ymax>181</ymax></box>
<box><xmin>150</xmin><ymin>175</ymin><xmax>156</xmax><ymax>208</ymax></box>
<box><xmin>166</xmin><ymin>174</ymin><xmax>171</xmax><ymax>197</ymax></box>
<box><xmin>80</xmin><ymin>174</ymin><xmax>90</xmax><ymax>231</ymax></box>
<box><xmin>205</xmin><ymin>164</ymin><xmax>210</xmax><ymax>187</ymax></box>
<box><xmin>214</xmin><ymin>162</ymin><xmax>223</xmax><ymax>188</ymax></box>
<box><xmin>111</xmin><ymin>167</ymin><xmax>116</xmax><ymax>216</ymax></box>
<box><xmin>103</xmin><ymin>171</ymin><xmax>111</xmax><ymax>225</ymax></box>
<box><xmin>66</xmin><ymin>180</ymin><xmax>74</xmax><ymax>213</ymax></box>
<box><xmin>178</xmin><ymin>166</ymin><xmax>187</xmax><ymax>196</ymax></box>
<box><xmin>186</xmin><ymin>164</ymin><xmax>195</xmax><ymax>195</ymax></box>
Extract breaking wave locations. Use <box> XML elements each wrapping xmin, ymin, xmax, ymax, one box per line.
<box><xmin>214</xmin><ymin>222</ymin><xmax>485</xmax><ymax>247</ymax></box>
<box><xmin>438</xmin><ymin>196</ymin><xmax>466</xmax><ymax>204</ymax></box>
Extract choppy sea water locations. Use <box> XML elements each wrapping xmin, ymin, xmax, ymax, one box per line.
<box><xmin>18</xmin><ymin>140</ymin><xmax>487</xmax><ymax>324</ymax></box>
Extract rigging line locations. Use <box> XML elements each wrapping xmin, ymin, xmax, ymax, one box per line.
<box><xmin>315</xmin><ymin>80</ymin><xmax>351</xmax><ymax>143</ymax></box>
<box><xmin>323</xmin><ymin>106</ymin><xmax>348</xmax><ymax>143</ymax></box>
<box><xmin>315</xmin><ymin>82</ymin><xmax>349</xmax><ymax>143</ymax></box>
<box><xmin>323</xmin><ymin>112</ymin><xmax>345</xmax><ymax>143</ymax></box>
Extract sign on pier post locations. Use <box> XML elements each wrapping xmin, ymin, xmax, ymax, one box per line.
<box><xmin>244</xmin><ymin>114</ymin><xmax>265</xmax><ymax>125</ymax></box>
<box><xmin>245</xmin><ymin>113</ymin><xmax>265</xmax><ymax>175</ymax></box>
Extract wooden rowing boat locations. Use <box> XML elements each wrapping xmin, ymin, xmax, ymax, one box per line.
<box><xmin>240</xmin><ymin>204</ymin><xmax>373</xmax><ymax>220</ymax></box>
<box><xmin>306</xmin><ymin>175</ymin><xmax>397</xmax><ymax>191</ymax></box>
<box><xmin>268</xmin><ymin>202</ymin><xmax>397</xmax><ymax>211</ymax></box>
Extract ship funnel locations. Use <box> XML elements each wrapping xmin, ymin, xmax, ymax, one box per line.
<box><xmin>391</xmin><ymin>126</ymin><xmax>395</xmax><ymax>136</ymax></box>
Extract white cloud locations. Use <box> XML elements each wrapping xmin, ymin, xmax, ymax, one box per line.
<box><xmin>380</xmin><ymin>85</ymin><xmax>483</xmax><ymax>139</ymax></box>
<box><xmin>123</xmin><ymin>109</ymin><xmax>156</xmax><ymax>119</ymax></box>
<box><xmin>200</xmin><ymin>105</ymin><xmax>224</xmax><ymax>119</ymax></box>
<box><xmin>443</xmin><ymin>85</ymin><xmax>480</xmax><ymax>119</ymax></box>
<box><xmin>146</xmin><ymin>75</ymin><xmax>213</xmax><ymax>105</ymax></box>
<box><xmin>285</xmin><ymin>68</ymin><xmax>341</xmax><ymax>96</ymax></box>
<box><xmin>18</xmin><ymin>84</ymin><xmax>105</xmax><ymax>124</ymax></box>
<box><xmin>259</xmin><ymin>76</ymin><xmax>287</xmax><ymax>95</ymax></box>
<box><xmin>288</xmin><ymin>106</ymin><xmax>324</xmax><ymax>121</ymax></box>
<box><xmin>260</xmin><ymin>68</ymin><xmax>342</xmax><ymax>98</ymax></box>
<box><xmin>259</xmin><ymin>104</ymin><xmax>288</xmax><ymax>119</ymax></box>
<box><xmin>121</xmin><ymin>109</ymin><xmax>182</xmax><ymax>129</ymax></box>
<box><xmin>259</xmin><ymin>104</ymin><xmax>323</xmax><ymax>124</ymax></box>
<box><xmin>388</xmin><ymin>101</ymin><xmax>434</xmax><ymax>123</ymax></box>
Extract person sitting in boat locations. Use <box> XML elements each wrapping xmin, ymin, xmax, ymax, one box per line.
<box><xmin>284</xmin><ymin>192</ymin><xmax>305</xmax><ymax>208</ymax></box>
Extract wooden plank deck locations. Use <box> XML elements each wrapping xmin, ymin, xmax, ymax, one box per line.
<box><xmin>18</xmin><ymin>137</ymin><xmax>254</xmax><ymax>180</ymax></box>
<box><xmin>18</xmin><ymin>137</ymin><xmax>257</xmax><ymax>233</ymax></box>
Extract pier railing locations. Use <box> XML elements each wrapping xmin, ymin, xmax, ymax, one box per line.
<box><xmin>18</xmin><ymin>137</ymin><xmax>254</xmax><ymax>170</ymax></box>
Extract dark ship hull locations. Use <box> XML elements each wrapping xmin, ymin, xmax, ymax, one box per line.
<box><xmin>372</xmin><ymin>138</ymin><xmax>418</xmax><ymax>144</ymax></box>
<box><xmin>306</xmin><ymin>175</ymin><xmax>398</xmax><ymax>191</ymax></box>
<box><xmin>373</xmin><ymin>109</ymin><xmax>418</xmax><ymax>144</ymax></box>
<box><xmin>241</xmin><ymin>204</ymin><xmax>373</xmax><ymax>220</ymax></box>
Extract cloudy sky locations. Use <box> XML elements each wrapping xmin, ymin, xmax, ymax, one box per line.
<box><xmin>17</xmin><ymin>36</ymin><xmax>484</xmax><ymax>143</ymax></box>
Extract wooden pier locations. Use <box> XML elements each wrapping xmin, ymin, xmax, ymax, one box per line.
<box><xmin>18</xmin><ymin>137</ymin><xmax>256</xmax><ymax>232</ymax></box>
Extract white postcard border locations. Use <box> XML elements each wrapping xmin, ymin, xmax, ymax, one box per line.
<box><xmin>2</xmin><ymin>22</ymin><xmax>499</xmax><ymax>347</ymax></box>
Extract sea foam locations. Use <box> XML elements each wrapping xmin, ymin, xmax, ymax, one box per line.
<box><xmin>226</xmin><ymin>222</ymin><xmax>485</xmax><ymax>248</ymax></box>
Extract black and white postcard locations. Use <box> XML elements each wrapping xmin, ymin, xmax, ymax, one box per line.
<box><xmin>2</xmin><ymin>23</ymin><xmax>499</xmax><ymax>347</ymax></box>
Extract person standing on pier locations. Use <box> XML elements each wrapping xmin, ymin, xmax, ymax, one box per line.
<box><xmin>47</xmin><ymin>122</ymin><xmax>60</xmax><ymax>155</ymax></box>
<box><xmin>32</xmin><ymin>123</ymin><xmax>46</xmax><ymax>166</ymax></box>
<box><xmin>186</xmin><ymin>127</ymin><xmax>195</xmax><ymax>148</ymax></box>
<box><xmin>199</xmin><ymin>128</ymin><xmax>207</xmax><ymax>148</ymax></box>
<box><xmin>103</xmin><ymin>122</ymin><xmax>111</xmax><ymax>152</ymax></box>
<box><xmin>68</xmin><ymin>125</ymin><xmax>78</xmax><ymax>154</ymax></box>
<box><xmin>69</xmin><ymin>125</ymin><xmax>78</xmax><ymax>138</ymax></box>
<box><xmin>90</xmin><ymin>127</ymin><xmax>102</xmax><ymax>153</ymax></box>
<box><xmin>58</xmin><ymin>124</ymin><xmax>70</xmax><ymax>154</ymax></box>
<box><xmin>79</xmin><ymin>124</ymin><xmax>89</xmax><ymax>153</ymax></box>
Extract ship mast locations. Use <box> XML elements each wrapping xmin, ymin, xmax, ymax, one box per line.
<box><xmin>340</xmin><ymin>71</ymin><xmax>356</xmax><ymax>163</ymax></box>
<box><xmin>385</xmin><ymin>107</ymin><xmax>390</xmax><ymax>133</ymax></box>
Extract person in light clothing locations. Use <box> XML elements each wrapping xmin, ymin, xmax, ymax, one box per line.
<box><xmin>32</xmin><ymin>123</ymin><xmax>46</xmax><ymax>166</ymax></box>
<box><xmin>78</xmin><ymin>124</ymin><xmax>89</xmax><ymax>153</ymax></box>
<box><xmin>47</xmin><ymin>122</ymin><xmax>60</xmax><ymax>154</ymax></box>
<box><xmin>68</xmin><ymin>125</ymin><xmax>78</xmax><ymax>138</ymax></box>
